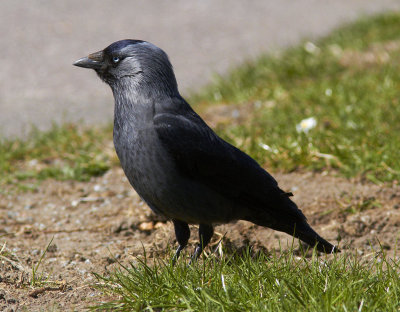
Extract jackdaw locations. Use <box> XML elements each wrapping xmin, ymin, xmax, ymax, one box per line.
<box><xmin>74</xmin><ymin>39</ymin><xmax>338</xmax><ymax>260</ymax></box>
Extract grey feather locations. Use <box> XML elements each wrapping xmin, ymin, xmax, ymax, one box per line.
<box><xmin>73</xmin><ymin>39</ymin><xmax>339</xmax><ymax>257</ymax></box>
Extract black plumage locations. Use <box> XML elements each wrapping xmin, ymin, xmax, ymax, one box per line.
<box><xmin>74</xmin><ymin>39</ymin><xmax>338</xmax><ymax>261</ymax></box>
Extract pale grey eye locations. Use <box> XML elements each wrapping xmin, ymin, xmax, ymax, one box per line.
<box><xmin>112</xmin><ymin>56</ymin><xmax>120</xmax><ymax>63</ymax></box>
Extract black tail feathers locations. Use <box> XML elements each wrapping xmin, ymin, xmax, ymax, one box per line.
<box><xmin>294</xmin><ymin>222</ymin><xmax>340</xmax><ymax>254</ymax></box>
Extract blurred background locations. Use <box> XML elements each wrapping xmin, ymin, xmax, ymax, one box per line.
<box><xmin>1</xmin><ymin>0</ymin><xmax>399</xmax><ymax>138</ymax></box>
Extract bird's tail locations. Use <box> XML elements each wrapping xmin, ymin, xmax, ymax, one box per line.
<box><xmin>294</xmin><ymin>222</ymin><xmax>339</xmax><ymax>254</ymax></box>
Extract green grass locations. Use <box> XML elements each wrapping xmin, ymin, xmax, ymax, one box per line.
<box><xmin>0</xmin><ymin>123</ymin><xmax>115</xmax><ymax>190</ymax></box>
<box><xmin>1</xmin><ymin>12</ymin><xmax>399</xmax><ymax>187</ymax></box>
<box><xmin>92</xmin><ymin>245</ymin><xmax>400</xmax><ymax>311</ymax></box>
<box><xmin>192</xmin><ymin>12</ymin><xmax>400</xmax><ymax>182</ymax></box>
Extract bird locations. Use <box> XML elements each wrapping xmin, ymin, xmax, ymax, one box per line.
<box><xmin>73</xmin><ymin>39</ymin><xmax>338</xmax><ymax>261</ymax></box>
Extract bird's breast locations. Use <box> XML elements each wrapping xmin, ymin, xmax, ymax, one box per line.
<box><xmin>112</xmin><ymin>118</ymin><xmax>238</xmax><ymax>224</ymax></box>
<box><xmin>113</xmin><ymin>123</ymin><xmax>176</xmax><ymax>206</ymax></box>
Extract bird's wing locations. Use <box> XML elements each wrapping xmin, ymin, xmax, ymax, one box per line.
<box><xmin>153</xmin><ymin>102</ymin><xmax>304</xmax><ymax>221</ymax></box>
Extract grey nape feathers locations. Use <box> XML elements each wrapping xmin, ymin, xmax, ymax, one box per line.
<box><xmin>74</xmin><ymin>39</ymin><xmax>339</xmax><ymax>262</ymax></box>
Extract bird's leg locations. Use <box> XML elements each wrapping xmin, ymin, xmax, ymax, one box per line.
<box><xmin>190</xmin><ymin>224</ymin><xmax>214</xmax><ymax>263</ymax></box>
<box><xmin>172</xmin><ymin>219</ymin><xmax>190</xmax><ymax>264</ymax></box>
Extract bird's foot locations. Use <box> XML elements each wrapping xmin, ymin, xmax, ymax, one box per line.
<box><xmin>189</xmin><ymin>244</ymin><xmax>203</xmax><ymax>265</ymax></box>
<box><xmin>172</xmin><ymin>245</ymin><xmax>185</xmax><ymax>265</ymax></box>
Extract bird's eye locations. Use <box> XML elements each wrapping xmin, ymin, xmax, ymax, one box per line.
<box><xmin>112</xmin><ymin>56</ymin><xmax>120</xmax><ymax>64</ymax></box>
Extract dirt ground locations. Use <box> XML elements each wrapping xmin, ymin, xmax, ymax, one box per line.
<box><xmin>0</xmin><ymin>166</ymin><xmax>399</xmax><ymax>311</ymax></box>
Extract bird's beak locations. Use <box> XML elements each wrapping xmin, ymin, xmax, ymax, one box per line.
<box><xmin>73</xmin><ymin>50</ymin><xmax>104</xmax><ymax>69</ymax></box>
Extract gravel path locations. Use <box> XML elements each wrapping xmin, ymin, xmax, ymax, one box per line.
<box><xmin>1</xmin><ymin>0</ymin><xmax>399</xmax><ymax>137</ymax></box>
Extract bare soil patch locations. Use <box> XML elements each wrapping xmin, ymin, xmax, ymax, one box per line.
<box><xmin>0</xmin><ymin>168</ymin><xmax>399</xmax><ymax>311</ymax></box>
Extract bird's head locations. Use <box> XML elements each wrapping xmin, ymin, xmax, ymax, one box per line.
<box><xmin>73</xmin><ymin>39</ymin><xmax>178</xmax><ymax>95</ymax></box>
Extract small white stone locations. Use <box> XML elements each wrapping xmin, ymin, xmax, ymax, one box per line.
<box><xmin>231</xmin><ymin>109</ymin><xmax>240</xmax><ymax>119</ymax></box>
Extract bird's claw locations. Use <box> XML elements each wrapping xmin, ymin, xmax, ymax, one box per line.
<box><xmin>188</xmin><ymin>244</ymin><xmax>203</xmax><ymax>265</ymax></box>
<box><xmin>172</xmin><ymin>245</ymin><xmax>185</xmax><ymax>265</ymax></box>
